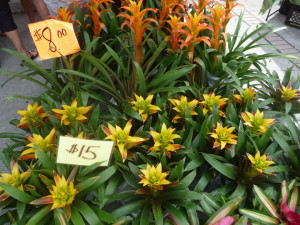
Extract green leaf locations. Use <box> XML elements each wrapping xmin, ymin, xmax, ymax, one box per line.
<box><xmin>164</xmin><ymin>202</ymin><xmax>189</xmax><ymax>225</ymax></box>
<box><xmin>253</xmin><ymin>185</ymin><xmax>279</xmax><ymax>219</ymax></box>
<box><xmin>27</xmin><ymin>205</ymin><xmax>52</xmax><ymax>225</ymax></box>
<box><xmin>264</xmin><ymin>165</ymin><xmax>290</xmax><ymax>173</ymax></box>
<box><xmin>0</xmin><ymin>182</ymin><xmax>35</xmax><ymax>203</ymax></box>
<box><xmin>75</xmin><ymin>176</ymin><xmax>100</xmax><ymax>192</ymax></box>
<box><xmin>202</xmin><ymin>153</ymin><xmax>237</xmax><ymax>180</ymax></box>
<box><xmin>140</xmin><ymin>205</ymin><xmax>150</xmax><ymax>225</ymax></box>
<box><xmin>93</xmin><ymin>208</ymin><xmax>117</xmax><ymax>223</ymax></box>
<box><xmin>239</xmin><ymin>209</ymin><xmax>279</xmax><ymax>224</ymax></box>
<box><xmin>229</xmin><ymin>183</ymin><xmax>246</xmax><ymax>200</ymax></box>
<box><xmin>206</xmin><ymin>197</ymin><xmax>242</xmax><ymax>225</ymax></box>
<box><xmin>75</xmin><ymin>200</ymin><xmax>101</xmax><ymax>225</ymax></box>
<box><xmin>282</xmin><ymin>65</ymin><xmax>293</xmax><ymax>86</ymax></box>
<box><xmin>0</xmin><ymin>133</ymin><xmax>26</xmax><ymax>139</ymax></box>
<box><xmin>133</xmin><ymin>62</ymin><xmax>146</xmax><ymax>97</ymax></box>
<box><xmin>77</xmin><ymin>162</ymin><xmax>102</xmax><ymax>179</ymax></box>
<box><xmin>235</xmin><ymin>216</ymin><xmax>248</xmax><ymax>225</ymax></box>
<box><xmin>34</xmin><ymin>144</ymin><xmax>55</xmax><ymax>171</ymax></box>
<box><xmin>147</xmin><ymin>65</ymin><xmax>195</xmax><ymax>89</ymax></box>
<box><xmin>273</xmin><ymin>129</ymin><xmax>297</xmax><ymax>165</ymax></box>
<box><xmin>152</xmin><ymin>202</ymin><xmax>163</xmax><ymax>225</ymax></box>
<box><xmin>17</xmin><ymin>202</ymin><xmax>26</xmax><ymax>220</ymax></box>
<box><xmin>54</xmin><ymin>208</ymin><xmax>69</xmax><ymax>225</ymax></box>
<box><xmin>70</xmin><ymin>206</ymin><xmax>85</xmax><ymax>225</ymax></box>
<box><xmin>111</xmin><ymin>199</ymin><xmax>146</xmax><ymax>218</ymax></box>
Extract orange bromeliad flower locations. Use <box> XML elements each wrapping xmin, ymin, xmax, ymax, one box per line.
<box><xmin>165</xmin><ymin>15</ymin><xmax>186</xmax><ymax>51</ymax></box>
<box><xmin>102</xmin><ymin>121</ymin><xmax>146</xmax><ymax>161</ymax></box>
<box><xmin>31</xmin><ymin>172</ymin><xmax>77</xmax><ymax>212</ymax></box>
<box><xmin>158</xmin><ymin>0</ymin><xmax>185</xmax><ymax>29</ymax></box>
<box><xmin>209</xmin><ymin>122</ymin><xmax>237</xmax><ymax>150</ymax></box>
<box><xmin>85</xmin><ymin>0</ymin><xmax>113</xmax><ymax>37</ymax></box>
<box><xmin>17</xmin><ymin>102</ymin><xmax>47</xmax><ymax>128</ymax></box>
<box><xmin>179</xmin><ymin>12</ymin><xmax>211</xmax><ymax>58</ymax></box>
<box><xmin>241</xmin><ymin>109</ymin><xmax>275</xmax><ymax>135</ymax></box>
<box><xmin>118</xmin><ymin>0</ymin><xmax>157</xmax><ymax>64</ymax></box>
<box><xmin>50</xmin><ymin>6</ymin><xmax>77</xmax><ymax>23</ymax></box>
<box><xmin>191</xmin><ymin>0</ymin><xmax>213</xmax><ymax>14</ymax></box>
<box><xmin>208</xmin><ymin>3</ymin><xmax>232</xmax><ymax>51</ymax></box>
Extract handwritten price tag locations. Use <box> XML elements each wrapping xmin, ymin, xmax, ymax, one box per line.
<box><xmin>28</xmin><ymin>19</ymin><xmax>80</xmax><ymax>60</ymax></box>
<box><xmin>57</xmin><ymin>136</ymin><xmax>114</xmax><ymax>166</ymax></box>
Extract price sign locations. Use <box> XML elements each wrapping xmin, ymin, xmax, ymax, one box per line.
<box><xmin>28</xmin><ymin>19</ymin><xmax>81</xmax><ymax>60</ymax></box>
<box><xmin>57</xmin><ymin>136</ymin><xmax>114</xmax><ymax>166</ymax></box>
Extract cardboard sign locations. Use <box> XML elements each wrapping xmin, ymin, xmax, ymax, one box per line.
<box><xmin>28</xmin><ymin>19</ymin><xmax>80</xmax><ymax>60</ymax></box>
<box><xmin>57</xmin><ymin>136</ymin><xmax>114</xmax><ymax>166</ymax></box>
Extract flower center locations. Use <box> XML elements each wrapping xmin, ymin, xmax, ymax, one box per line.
<box><xmin>66</xmin><ymin>107</ymin><xmax>79</xmax><ymax>121</ymax></box>
<box><xmin>206</xmin><ymin>97</ymin><xmax>217</xmax><ymax>108</ymax></box>
<box><xmin>137</xmin><ymin>100</ymin><xmax>149</xmax><ymax>112</ymax></box>
<box><xmin>7</xmin><ymin>175</ymin><xmax>22</xmax><ymax>188</ymax></box>
<box><xmin>148</xmin><ymin>173</ymin><xmax>160</xmax><ymax>184</ymax></box>
<box><xmin>116</xmin><ymin>131</ymin><xmax>128</xmax><ymax>144</ymax></box>
<box><xmin>218</xmin><ymin>130</ymin><xmax>230</xmax><ymax>141</ymax></box>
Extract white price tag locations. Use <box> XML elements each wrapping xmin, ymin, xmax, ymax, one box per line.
<box><xmin>57</xmin><ymin>136</ymin><xmax>114</xmax><ymax>166</ymax></box>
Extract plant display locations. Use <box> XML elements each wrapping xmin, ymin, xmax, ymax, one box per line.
<box><xmin>0</xmin><ymin>0</ymin><xmax>299</xmax><ymax>224</ymax></box>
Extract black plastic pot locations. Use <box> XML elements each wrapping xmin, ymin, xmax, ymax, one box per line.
<box><xmin>279</xmin><ymin>0</ymin><xmax>292</xmax><ymax>14</ymax></box>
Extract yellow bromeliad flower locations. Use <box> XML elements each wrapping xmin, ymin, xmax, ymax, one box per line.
<box><xmin>130</xmin><ymin>94</ymin><xmax>161</xmax><ymax>122</ymax></box>
<box><xmin>17</xmin><ymin>102</ymin><xmax>47</xmax><ymax>128</ymax></box>
<box><xmin>102</xmin><ymin>121</ymin><xmax>146</xmax><ymax>161</ymax></box>
<box><xmin>169</xmin><ymin>96</ymin><xmax>198</xmax><ymax>123</ymax></box>
<box><xmin>247</xmin><ymin>151</ymin><xmax>275</xmax><ymax>176</ymax></box>
<box><xmin>241</xmin><ymin>109</ymin><xmax>275</xmax><ymax>135</ymax></box>
<box><xmin>149</xmin><ymin>123</ymin><xmax>181</xmax><ymax>155</ymax></box>
<box><xmin>0</xmin><ymin>161</ymin><xmax>31</xmax><ymax>201</ymax></box>
<box><xmin>233</xmin><ymin>87</ymin><xmax>256</xmax><ymax>105</ymax></box>
<box><xmin>52</xmin><ymin>99</ymin><xmax>92</xmax><ymax>126</ymax></box>
<box><xmin>31</xmin><ymin>172</ymin><xmax>77</xmax><ymax>211</ymax></box>
<box><xmin>280</xmin><ymin>85</ymin><xmax>299</xmax><ymax>102</ymax></box>
<box><xmin>19</xmin><ymin>128</ymin><xmax>56</xmax><ymax>160</ymax></box>
<box><xmin>139</xmin><ymin>163</ymin><xmax>170</xmax><ymax>193</ymax></box>
<box><xmin>200</xmin><ymin>93</ymin><xmax>228</xmax><ymax>116</ymax></box>
<box><xmin>209</xmin><ymin>123</ymin><xmax>237</xmax><ymax>150</ymax></box>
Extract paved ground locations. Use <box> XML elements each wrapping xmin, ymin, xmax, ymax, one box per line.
<box><xmin>0</xmin><ymin>1</ymin><xmax>299</xmax><ymax>172</ymax></box>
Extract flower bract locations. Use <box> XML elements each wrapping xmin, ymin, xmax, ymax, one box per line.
<box><xmin>0</xmin><ymin>160</ymin><xmax>31</xmax><ymax>201</ymax></box>
<box><xmin>169</xmin><ymin>96</ymin><xmax>198</xmax><ymax>122</ymax></box>
<box><xmin>247</xmin><ymin>151</ymin><xmax>275</xmax><ymax>175</ymax></box>
<box><xmin>52</xmin><ymin>99</ymin><xmax>92</xmax><ymax>126</ymax></box>
<box><xmin>31</xmin><ymin>172</ymin><xmax>77</xmax><ymax>211</ymax></box>
<box><xmin>241</xmin><ymin>109</ymin><xmax>275</xmax><ymax>135</ymax></box>
<box><xmin>200</xmin><ymin>93</ymin><xmax>228</xmax><ymax>116</ymax></box>
<box><xmin>17</xmin><ymin>102</ymin><xmax>47</xmax><ymax>128</ymax></box>
<box><xmin>102</xmin><ymin>121</ymin><xmax>146</xmax><ymax>161</ymax></box>
<box><xmin>233</xmin><ymin>87</ymin><xmax>256</xmax><ymax>105</ymax></box>
<box><xmin>280</xmin><ymin>85</ymin><xmax>299</xmax><ymax>102</ymax></box>
<box><xmin>131</xmin><ymin>94</ymin><xmax>161</xmax><ymax>122</ymax></box>
<box><xmin>139</xmin><ymin>163</ymin><xmax>170</xmax><ymax>193</ymax></box>
<box><xmin>149</xmin><ymin>123</ymin><xmax>181</xmax><ymax>154</ymax></box>
<box><xmin>19</xmin><ymin>128</ymin><xmax>56</xmax><ymax>160</ymax></box>
<box><xmin>209</xmin><ymin>122</ymin><xmax>237</xmax><ymax>150</ymax></box>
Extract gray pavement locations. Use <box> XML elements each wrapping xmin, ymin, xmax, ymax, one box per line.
<box><xmin>0</xmin><ymin>1</ymin><xmax>300</xmax><ymax>173</ymax></box>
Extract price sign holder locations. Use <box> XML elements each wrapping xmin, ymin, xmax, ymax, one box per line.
<box><xmin>28</xmin><ymin>19</ymin><xmax>81</xmax><ymax>60</ymax></box>
<box><xmin>57</xmin><ymin>136</ymin><xmax>114</xmax><ymax>167</ymax></box>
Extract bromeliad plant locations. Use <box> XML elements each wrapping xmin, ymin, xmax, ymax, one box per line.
<box><xmin>0</xmin><ymin>0</ymin><xmax>300</xmax><ymax>224</ymax></box>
